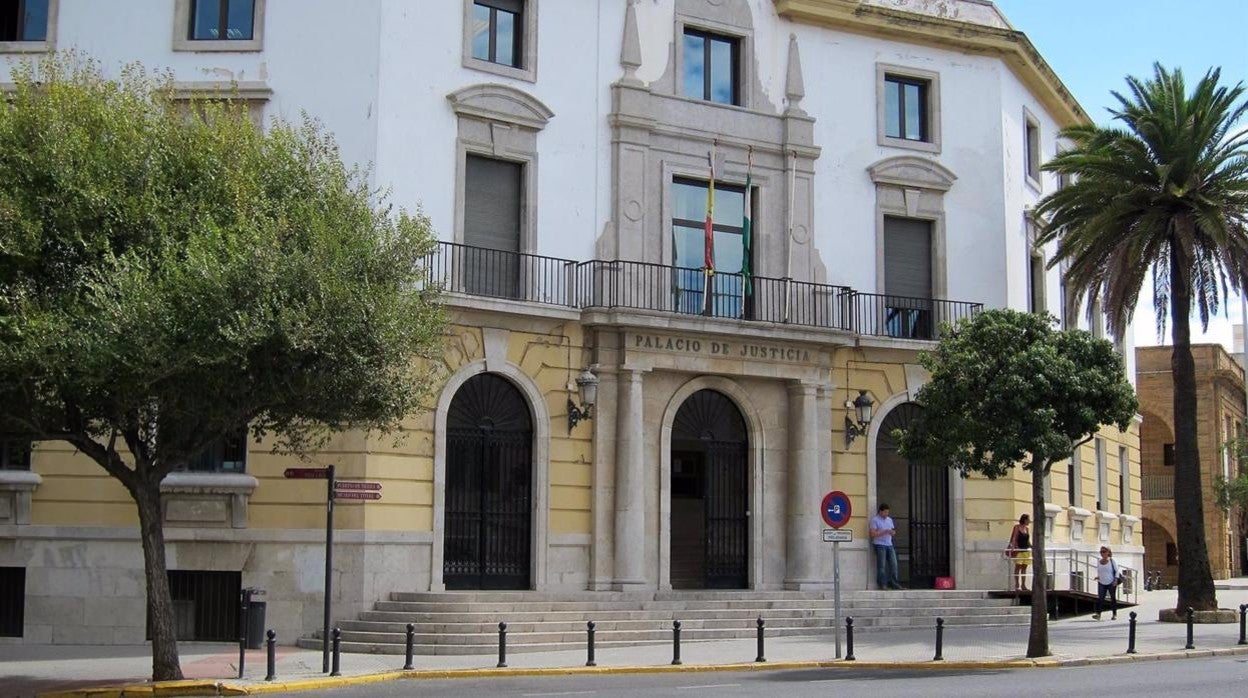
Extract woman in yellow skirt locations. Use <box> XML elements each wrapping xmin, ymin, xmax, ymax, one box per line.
<box><xmin>1007</xmin><ymin>514</ymin><xmax>1032</xmax><ymax>591</ymax></box>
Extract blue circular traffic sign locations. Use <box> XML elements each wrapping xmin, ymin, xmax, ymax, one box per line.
<box><xmin>822</xmin><ymin>491</ymin><xmax>852</xmax><ymax>529</ymax></box>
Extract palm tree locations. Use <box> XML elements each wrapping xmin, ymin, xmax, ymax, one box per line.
<box><xmin>1036</xmin><ymin>64</ymin><xmax>1248</xmax><ymax>612</ymax></box>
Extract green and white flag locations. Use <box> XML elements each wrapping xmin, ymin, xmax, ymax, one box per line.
<box><xmin>741</xmin><ymin>164</ymin><xmax>753</xmax><ymax>300</ymax></box>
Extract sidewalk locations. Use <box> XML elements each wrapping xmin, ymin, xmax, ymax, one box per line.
<box><xmin>6</xmin><ymin>586</ymin><xmax>1247</xmax><ymax>698</ymax></box>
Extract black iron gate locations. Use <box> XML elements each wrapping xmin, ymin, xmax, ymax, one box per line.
<box><xmin>444</xmin><ymin>373</ymin><xmax>533</xmax><ymax>590</ymax></box>
<box><xmin>672</xmin><ymin>389</ymin><xmax>749</xmax><ymax>589</ymax></box>
<box><xmin>877</xmin><ymin>402</ymin><xmax>950</xmax><ymax>588</ymax></box>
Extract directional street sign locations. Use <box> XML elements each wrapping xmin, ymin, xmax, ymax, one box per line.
<box><xmin>334</xmin><ymin>481</ymin><xmax>382</xmax><ymax>491</ymax></box>
<box><xmin>284</xmin><ymin>467</ymin><xmax>329</xmax><ymax>479</ymax></box>
<box><xmin>823</xmin><ymin>529</ymin><xmax>852</xmax><ymax>543</ymax></box>
<box><xmin>821</xmin><ymin>490</ymin><xmax>852</xmax><ymax>529</ymax></box>
<box><xmin>333</xmin><ymin>491</ymin><xmax>381</xmax><ymax>501</ymax></box>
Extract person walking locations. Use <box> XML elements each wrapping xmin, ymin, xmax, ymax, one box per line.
<box><xmin>1007</xmin><ymin>514</ymin><xmax>1032</xmax><ymax>592</ymax></box>
<box><xmin>1093</xmin><ymin>546</ymin><xmax>1122</xmax><ymax>620</ymax></box>
<box><xmin>870</xmin><ymin>503</ymin><xmax>903</xmax><ymax>590</ymax></box>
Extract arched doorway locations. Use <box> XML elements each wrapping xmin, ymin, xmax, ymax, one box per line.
<box><xmin>670</xmin><ymin>389</ymin><xmax>750</xmax><ymax>589</ymax></box>
<box><xmin>875</xmin><ymin>402</ymin><xmax>950</xmax><ymax>588</ymax></box>
<box><xmin>443</xmin><ymin>373</ymin><xmax>533</xmax><ymax>590</ymax></box>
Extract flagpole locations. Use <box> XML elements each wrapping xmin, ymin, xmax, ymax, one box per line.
<box><xmin>704</xmin><ymin>141</ymin><xmax>717</xmax><ymax>316</ymax></box>
<box><xmin>741</xmin><ymin>146</ymin><xmax>753</xmax><ymax>319</ymax></box>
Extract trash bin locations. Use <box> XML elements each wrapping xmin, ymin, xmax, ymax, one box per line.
<box><xmin>244</xmin><ymin>600</ymin><xmax>266</xmax><ymax>649</ymax></box>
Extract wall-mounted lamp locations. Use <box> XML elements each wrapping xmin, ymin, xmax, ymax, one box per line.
<box><xmin>568</xmin><ymin>367</ymin><xmax>599</xmax><ymax>431</ymax></box>
<box><xmin>843</xmin><ymin>390</ymin><xmax>875</xmax><ymax>446</ymax></box>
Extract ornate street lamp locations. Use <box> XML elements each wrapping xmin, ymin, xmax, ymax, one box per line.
<box><xmin>568</xmin><ymin>367</ymin><xmax>599</xmax><ymax>431</ymax></box>
<box><xmin>844</xmin><ymin>390</ymin><xmax>875</xmax><ymax>446</ymax></box>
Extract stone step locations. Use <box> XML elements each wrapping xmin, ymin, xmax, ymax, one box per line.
<box><xmin>338</xmin><ymin>616</ymin><xmax>837</xmax><ymax>635</ymax></box>
<box><xmin>371</xmin><ymin>597</ymin><xmax>1016</xmax><ymax>614</ymax></box>
<box><xmin>389</xmin><ymin>590</ymin><xmax>997</xmax><ymax>603</ymax></box>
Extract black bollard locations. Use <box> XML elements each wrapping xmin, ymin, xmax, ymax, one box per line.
<box><xmin>933</xmin><ymin>617</ymin><xmax>945</xmax><ymax>661</ymax></box>
<box><xmin>845</xmin><ymin>616</ymin><xmax>856</xmax><ymax>661</ymax></box>
<box><xmin>1185</xmin><ymin>606</ymin><xmax>1195</xmax><ymax>650</ymax></box>
<box><xmin>497</xmin><ymin>621</ymin><xmax>508</xmax><ymax>668</ymax></box>
<box><xmin>1126</xmin><ymin>612</ymin><xmax>1137</xmax><ymax>654</ymax></box>
<box><xmin>265</xmin><ymin>629</ymin><xmax>277</xmax><ymax>681</ymax></box>
<box><xmin>672</xmin><ymin>620</ymin><xmax>683</xmax><ymax>665</ymax></box>
<box><xmin>403</xmin><ymin>622</ymin><xmax>415</xmax><ymax>671</ymax></box>
<box><xmin>586</xmin><ymin>621</ymin><xmax>597</xmax><ymax>667</ymax></box>
<box><xmin>330</xmin><ymin>627</ymin><xmax>342</xmax><ymax>677</ymax></box>
<box><xmin>753</xmin><ymin>619</ymin><xmax>763</xmax><ymax>664</ymax></box>
<box><xmin>1239</xmin><ymin>605</ymin><xmax>1247</xmax><ymax>646</ymax></box>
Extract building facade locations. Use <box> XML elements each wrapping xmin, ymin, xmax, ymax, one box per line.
<box><xmin>1</xmin><ymin>0</ymin><xmax>1140</xmax><ymax>645</ymax></box>
<box><xmin>1137</xmin><ymin>344</ymin><xmax>1245</xmax><ymax>583</ymax></box>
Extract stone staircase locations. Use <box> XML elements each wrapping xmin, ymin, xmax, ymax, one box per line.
<box><xmin>298</xmin><ymin>590</ymin><xmax>1029</xmax><ymax>655</ymax></box>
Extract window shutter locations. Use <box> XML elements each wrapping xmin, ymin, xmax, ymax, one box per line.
<box><xmin>883</xmin><ymin>217</ymin><xmax>932</xmax><ymax>299</ymax></box>
<box><xmin>465</xmin><ymin>155</ymin><xmax>522</xmax><ymax>252</ymax></box>
<box><xmin>477</xmin><ymin>0</ymin><xmax>524</xmax><ymax>14</ymax></box>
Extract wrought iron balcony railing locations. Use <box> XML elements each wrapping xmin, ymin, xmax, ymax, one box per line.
<box><xmin>1142</xmin><ymin>474</ymin><xmax>1175</xmax><ymax>500</ymax></box>
<box><xmin>422</xmin><ymin>242</ymin><xmax>984</xmax><ymax>339</ymax></box>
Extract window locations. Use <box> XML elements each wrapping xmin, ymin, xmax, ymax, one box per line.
<box><xmin>884</xmin><ymin>75</ymin><xmax>929</xmax><ymax>142</ymax></box>
<box><xmin>1163</xmin><ymin>442</ymin><xmax>1175</xmax><ymax>466</ymax></box>
<box><xmin>681</xmin><ymin>28</ymin><xmax>739</xmax><ymax>106</ymax></box>
<box><xmin>0</xmin><ymin>439</ymin><xmax>31</xmax><ymax>470</ymax></box>
<box><xmin>179</xmin><ymin>428</ymin><xmax>247</xmax><ymax>473</ymax></box>
<box><xmin>883</xmin><ymin>216</ymin><xmax>935</xmax><ymax>339</ymax></box>
<box><xmin>151</xmin><ymin>570</ymin><xmax>240</xmax><ymax>641</ymax></box>
<box><xmin>0</xmin><ymin>567</ymin><xmax>23</xmax><ymax>637</ymax></box>
<box><xmin>463</xmin><ymin>154</ymin><xmax>523</xmax><ymax>299</ymax></box>
<box><xmin>0</xmin><ymin>0</ymin><xmax>47</xmax><ymax>41</ymax></box>
<box><xmin>463</xmin><ymin>0</ymin><xmax>536</xmax><ymax>81</ymax></box>
<box><xmin>189</xmin><ymin>0</ymin><xmax>254</xmax><ymax>40</ymax></box>
<box><xmin>1025</xmin><ymin>111</ymin><xmax>1042</xmax><ymax>186</ymax></box>
<box><xmin>1068</xmin><ymin>447</ymin><xmax>1081</xmax><ymax>507</ymax></box>
<box><xmin>471</xmin><ymin>0</ymin><xmax>522</xmax><ymax>68</ymax></box>
<box><xmin>1165</xmin><ymin>542</ymin><xmax>1179</xmax><ymax>567</ymax></box>
<box><xmin>1095</xmin><ymin>437</ymin><xmax>1107</xmax><ymax>510</ymax></box>
<box><xmin>671</xmin><ymin>178</ymin><xmax>748</xmax><ymax>317</ymax></box>
<box><xmin>173</xmin><ymin>0</ymin><xmax>263</xmax><ymax>52</ymax></box>
<box><xmin>1119</xmin><ymin>445</ymin><xmax>1129</xmax><ymax>514</ymax></box>
<box><xmin>1028</xmin><ymin>251</ymin><xmax>1045</xmax><ymax>314</ymax></box>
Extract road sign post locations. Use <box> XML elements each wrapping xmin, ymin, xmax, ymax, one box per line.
<box><xmin>821</xmin><ymin>491</ymin><xmax>853</xmax><ymax>660</ymax></box>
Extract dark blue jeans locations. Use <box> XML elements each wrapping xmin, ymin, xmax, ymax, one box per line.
<box><xmin>1096</xmin><ymin>582</ymin><xmax>1118</xmax><ymax>616</ymax></box>
<box><xmin>874</xmin><ymin>544</ymin><xmax>899</xmax><ymax>589</ymax></box>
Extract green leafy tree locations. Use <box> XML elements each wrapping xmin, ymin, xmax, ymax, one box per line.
<box><xmin>0</xmin><ymin>57</ymin><xmax>444</xmax><ymax>680</ymax></box>
<box><xmin>1216</xmin><ymin>438</ymin><xmax>1248</xmax><ymax>569</ymax></box>
<box><xmin>897</xmin><ymin>310</ymin><xmax>1137</xmax><ymax>658</ymax></box>
<box><xmin>1035</xmin><ymin>64</ymin><xmax>1248</xmax><ymax>613</ymax></box>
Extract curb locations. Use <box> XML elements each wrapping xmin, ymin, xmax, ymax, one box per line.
<box><xmin>37</xmin><ymin>646</ymin><xmax>1248</xmax><ymax>697</ymax></box>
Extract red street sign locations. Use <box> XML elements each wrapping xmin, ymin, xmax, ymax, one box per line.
<box><xmin>335</xmin><ymin>481</ymin><xmax>382</xmax><ymax>491</ymax></box>
<box><xmin>284</xmin><ymin>468</ymin><xmax>329</xmax><ymax>479</ymax></box>
<box><xmin>334</xmin><ymin>491</ymin><xmax>381</xmax><ymax>501</ymax></box>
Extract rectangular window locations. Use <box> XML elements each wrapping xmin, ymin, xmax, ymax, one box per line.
<box><xmin>1095</xmin><ymin>437</ymin><xmax>1107</xmax><ymax>510</ymax></box>
<box><xmin>189</xmin><ymin>0</ymin><xmax>254</xmax><ymax>41</ymax></box>
<box><xmin>1025</xmin><ymin>117</ymin><xmax>1042</xmax><ymax>183</ymax></box>
<box><xmin>1163</xmin><ymin>443</ymin><xmax>1175</xmax><ymax>466</ymax></box>
<box><xmin>671</xmin><ymin>177</ymin><xmax>748</xmax><ymax>318</ymax></box>
<box><xmin>463</xmin><ymin>154</ymin><xmax>523</xmax><ymax>299</ymax></box>
<box><xmin>681</xmin><ymin>28</ymin><xmax>739</xmax><ymax>106</ymax></box>
<box><xmin>1165</xmin><ymin>542</ymin><xmax>1179</xmax><ymax>567</ymax></box>
<box><xmin>0</xmin><ymin>0</ymin><xmax>48</xmax><ymax>41</ymax></box>
<box><xmin>184</xmin><ymin>429</ymin><xmax>247</xmax><ymax>473</ymax></box>
<box><xmin>471</xmin><ymin>0</ymin><xmax>523</xmax><ymax>68</ymax></box>
<box><xmin>1028</xmin><ymin>253</ymin><xmax>1045</xmax><ymax>314</ymax></box>
<box><xmin>0</xmin><ymin>567</ymin><xmax>23</xmax><ymax>637</ymax></box>
<box><xmin>1069</xmin><ymin>447</ymin><xmax>1081</xmax><ymax>507</ymax></box>
<box><xmin>149</xmin><ymin>570</ymin><xmax>240</xmax><ymax>641</ymax></box>
<box><xmin>883</xmin><ymin>216</ymin><xmax>934</xmax><ymax>339</ymax></box>
<box><xmin>0</xmin><ymin>439</ymin><xmax>31</xmax><ymax>470</ymax></box>
<box><xmin>884</xmin><ymin>75</ymin><xmax>929</xmax><ymax>142</ymax></box>
<box><xmin>1119</xmin><ymin>445</ymin><xmax>1129</xmax><ymax>515</ymax></box>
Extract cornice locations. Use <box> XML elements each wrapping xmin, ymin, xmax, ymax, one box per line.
<box><xmin>772</xmin><ymin>0</ymin><xmax>1090</xmax><ymax>127</ymax></box>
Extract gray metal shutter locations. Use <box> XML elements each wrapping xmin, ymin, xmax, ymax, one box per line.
<box><xmin>883</xmin><ymin>217</ymin><xmax>932</xmax><ymax>299</ymax></box>
<box><xmin>465</xmin><ymin>155</ymin><xmax>522</xmax><ymax>253</ymax></box>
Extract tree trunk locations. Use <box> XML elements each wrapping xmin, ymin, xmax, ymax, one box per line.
<box><xmin>1026</xmin><ymin>456</ymin><xmax>1050</xmax><ymax>658</ymax></box>
<box><xmin>1169</xmin><ymin>240</ymin><xmax>1219</xmax><ymax>612</ymax></box>
<box><xmin>134</xmin><ymin>480</ymin><xmax>184</xmax><ymax>681</ymax></box>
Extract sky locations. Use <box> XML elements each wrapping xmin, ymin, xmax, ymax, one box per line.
<box><xmin>993</xmin><ymin>0</ymin><xmax>1248</xmax><ymax>351</ymax></box>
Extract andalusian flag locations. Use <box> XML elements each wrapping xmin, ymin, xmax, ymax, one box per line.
<box><xmin>703</xmin><ymin>150</ymin><xmax>716</xmax><ymax>314</ymax></box>
<box><xmin>741</xmin><ymin>168</ymin><xmax>752</xmax><ymax>298</ymax></box>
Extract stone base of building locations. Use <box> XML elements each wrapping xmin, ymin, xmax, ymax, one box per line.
<box><xmin>1158</xmin><ymin>608</ymin><xmax>1239</xmax><ymax>623</ymax></box>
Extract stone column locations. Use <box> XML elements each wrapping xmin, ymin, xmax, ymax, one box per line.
<box><xmin>613</xmin><ymin>367</ymin><xmax>647</xmax><ymax>589</ymax></box>
<box><xmin>786</xmin><ymin>381</ymin><xmax>824</xmax><ymax>588</ymax></box>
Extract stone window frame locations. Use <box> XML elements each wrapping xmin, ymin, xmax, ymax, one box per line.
<box><xmin>447</xmin><ymin>83</ymin><xmax>553</xmax><ymax>257</ymax></box>
<box><xmin>673</xmin><ymin>13</ymin><xmax>757</xmax><ymax>111</ymax></box>
<box><xmin>1094</xmin><ymin>436</ymin><xmax>1108</xmax><ymax>511</ymax></box>
<box><xmin>172</xmin><ymin>0</ymin><xmax>266</xmax><ymax>53</ymax></box>
<box><xmin>868</xmin><ymin>156</ymin><xmax>957</xmax><ymax>301</ymax></box>
<box><xmin>1023</xmin><ymin>106</ymin><xmax>1043</xmax><ymax>192</ymax></box>
<box><xmin>0</xmin><ymin>0</ymin><xmax>58</xmax><ymax>53</ymax></box>
<box><xmin>1025</xmin><ymin>214</ymin><xmax>1046</xmax><ymax>314</ymax></box>
<box><xmin>876</xmin><ymin>63</ymin><xmax>942</xmax><ymax>155</ymax></box>
<box><xmin>462</xmin><ymin>0</ymin><xmax>539</xmax><ymax>83</ymax></box>
<box><xmin>172</xmin><ymin>81</ymin><xmax>272</xmax><ymax>130</ymax></box>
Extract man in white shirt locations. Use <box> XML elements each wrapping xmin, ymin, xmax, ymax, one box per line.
<box><xmin>870</xmin><ymin>503</ymin><xmax>903</xmax><ymax>590</ymax></box>
<box><xmin>1093</xmin><ymin>546</ymin><xmax>1121</xmax><ymax>620</ymax></box>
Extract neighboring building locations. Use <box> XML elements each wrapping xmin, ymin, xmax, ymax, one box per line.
<box><xmin>1</xmin><ymin>0</ymin><xmax>1140</xmax><ymax>645</ymax></box>
<box><xmin>1137</xmin><ymin>344</ymin><xmax>1245</xmax><ymax>583</ymax></box>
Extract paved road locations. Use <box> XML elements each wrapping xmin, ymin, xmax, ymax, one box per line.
<box><xmin>288</xmin><ymin>655</ymin><xmax>1248</xmax><ymax>697</ymax></box>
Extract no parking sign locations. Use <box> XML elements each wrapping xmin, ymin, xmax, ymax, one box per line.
<box><xmin>821</xmin><ymin>490</ymin><xmax>852</xmax><ymax>529</ymax></box>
